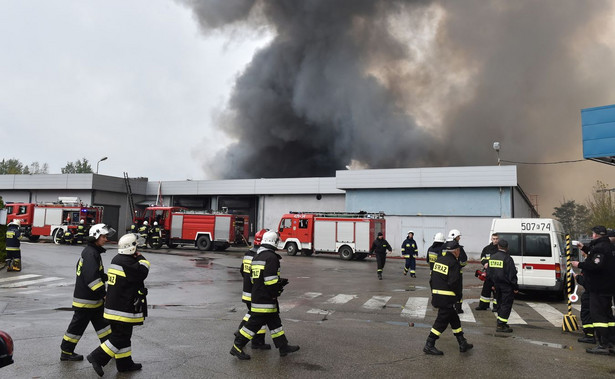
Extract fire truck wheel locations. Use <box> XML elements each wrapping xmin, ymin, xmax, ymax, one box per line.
<box><xmin>339</xmin><ymin>246</ymin><xmax>354</xmax><ymax>261</ymax></box>
<box><xmin>286</xmin><ymin>243</ymin><xmax>298</xmax><ymax>256</ymax></box>
<box><xmin>28</xmin><ymin>235</ymin><xmax>40</xmax><ymax>242</ymax></box>
<box><xmin>196</xmin><ymin>235</ymin><xmax>212</xmax><ymax>251</ymax></box>
<box><xmin>355</xmin><ymin>253</ymin><xmax>368</xmax><ymax>261</ymax></box>
<box><xmin>53</xmin><ymin>229</ymin><xmax>64</xmax><ymax>245</ymax></box>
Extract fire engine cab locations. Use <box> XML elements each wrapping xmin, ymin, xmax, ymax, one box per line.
<box><xmin>5</xmin><ymin>198</ymin><xmax>104</xmax><ymax>242</ymax></box>
<box><xmin>277</xmin><ymin>211</ymin><xmax>386</xmax><ymax>260</ymax></box>
<box><xmin>139</xmin><ymin>206</ymin><xmax>249</xmax><ymax>250</ymax></box>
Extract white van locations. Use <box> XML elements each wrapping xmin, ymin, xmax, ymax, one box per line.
<box><xmin>490</xmin><ymin>218</ymin><xmax>568</xmax><ymax>298</ymax></box>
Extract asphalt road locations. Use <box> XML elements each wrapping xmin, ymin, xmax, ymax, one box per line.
<box><xmin>1</xmin><ymin>242</ymin><xmax>615</xmax><ymax>378</ymax></box>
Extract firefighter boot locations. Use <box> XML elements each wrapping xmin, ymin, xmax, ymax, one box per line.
<box><xmin>586</xmin><ymin>330</ymin><xmax>610</xmax><ymax>355</ymax></box>
<box><xmin>86</xmin><ymin>354</ymin><xmax>105</xmax><ymax>377</ymax></box>
<box><xmin>251</xmin><ymin>334</ymin><xmax>271</xmax><ymax>350</ymax></box>
<box><xmin>6</xmin><ymin>260</ymin><xmax>12</xmax><ymax>272</ymax></box>
<box><xmin>377</xmin><ymin>271</ymin><xmax>382</xmax><ymax>280</ymax></box>
<box><xmin>279</xmin><ymin>344</ymin><xmax>300</xmax><ymax>357</ymax></box>
<box><xmin>423</xmin><ymin>337</ymin><xmax>443</xmax><ymax>355</ymax></box>
<box><xmin>60</xmin><ymin>351</ymin><xmax>84</xmax><ymax>361</ymax></box>
<box><xmin>118</xmin><ymin>362</ymin><xmax>143</xmax><ymax>372</ymax></box>
<box><xmin>456</xmin><ymin>335</ymin><xmax>474</xmax><ymax>352</ymax></box>
<box><xmin>496</xmin><ymin>323</ymin><xmax>513</xmax><ymax>333</ymax></box>
<box><xmin>577</xmin><ymin>334</ymin><xmax>596</xmax><ymax>344</ymax></box>
<box><xmin>11</xmin><ymin>259</ymin><xmax>21</xmax><ymax>272</ymax></box>
<box><xmin>230</xmin><ymin>345</ymin><xmax>251</xmax><ymax>360</ymax></box>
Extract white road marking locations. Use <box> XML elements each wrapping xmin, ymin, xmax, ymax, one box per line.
<box><xmin>0</xmin><ymin>277</ymin><xmax>63</xmax><ymax>288</ymax></box>
<box><xmin>401</xmin><ymin>297</ymin><xmax>428</xmax><ymax>319</ymax></box>
<box><xmin>362</xmin><ymin>296</ymin><xmax>391</xmax><ymax>310</ymax></box>
<box><xmin>572</xmin><ymin>304</ymin><xmax>581</xmax><ymax>312</ymax></box>
<box><xmin>326</xmin><ymin>294</ymin><xmax>357</xmax><ymax>304</ymax></box>
<box><xmin>526</xmin><ymin>302</ymin><xmax>563</xmax><ymax>327</ymax></box>
<box><xmin>458</xmin><ymin>301</ymin><xmax>476</xmax><ymax>323</ymax></box>
<box><xmin>492</xmin><ymin>308</ymin><xmax>527</xmax><ymax>325</ymax></box>
<box><xmin>0</xmin><ymin>274</ymin><xmax>41</xmax><ymax>283</ymax></box>
<box><xmin>301</xmin><ymin>292</ymin><xmax>322</xmax><ymax>299</ymax></box>
<box><xmin>279</xmin><ymin>302</ymin><xmax>297</xmax><ymax>312</ymax></box>
<box><xmin>307</xmin><ymin>308</ymin><xmax>333</xmax><ymax>315</ymax></box>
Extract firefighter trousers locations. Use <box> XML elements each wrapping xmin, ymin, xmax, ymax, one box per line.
<box><xmin>428</xmin><ymin>305</ymin><xmax>464</xmax><ymax>339</ymax></box>
<box><xmin>376</xmin><ymin>253</ymin><xmax>386</xmax><ymax>273</ymax></box>
<box><xmin>404</xmin><ymin>257</ymin><xmax>416</xmax><ymax>274</ymax></box>
<box><xmin>61</xmin><ymin>307</ymin><xmax>110</xmax><ymax>354</ymax></box>
<box><xmin>236</xmin><ymin>303</ymin><xmax>267</xmax><ymax>345</ymax></box>
<box><xmin>89</xmin><ymin>322</ymin><xmax>138</xmax><ymax>371</ymax></box>
<box><xmin>495</xmin><ymin>285</ymin><xmax>515</xmax><ymax>325</ymax></box>
<box><xmin>589</xmin><ymin>293</ymin><xmax>615</xmax><ymax>345</ymax></box>
<box><xmin>235</xmin><ymin>312</ymin><xmax>288</xmax><ymax>350</ymax></box>
<box><xmin>478</xmin><ymin>277</ymin><xmax>496</xmax><ymax>309</ymax></box>
<box><xmin>580</xmin><ymin>290</ymin><xmax>593</xmax><ymax>337</ymax></box>
<box><xmin>6</xmin><ymin>248</ymin><xmax>21</xmax><ymax>261</ymax></box>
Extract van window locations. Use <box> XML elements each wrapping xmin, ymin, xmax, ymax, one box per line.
<box><xmin>497</xmin><ymin>233</ymin><xmax>521</xmax><ymax>256</ymax></box>
<box><xmin>524</xmin><ymin>234</ymin><xmax>551</xmax><ymax>257</ymax></box>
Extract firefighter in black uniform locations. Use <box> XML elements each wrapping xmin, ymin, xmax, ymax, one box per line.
<box><xmin>402</xmin><ymin>231</ymin><xmax>419</xmax><ymax>277</ymax></box>
<box><xmin>487</xmin><ymin>239</ymin><xmax>518</xmax><ymax>333</ymax></box>
<box><xmin>476</xmin><ymin>233</ymin><xmax>499</xmax><ymax>311</ymax></box>
<box><xmin>137</xmin><ymin>221</ymin><xmax>149</xmax><ymax>248</ymax></box>
<box><xmin>60</xmin><ymin>223</ymin><xmax>115</xmax><ymax>362</ymax></box>
<box><xmin>87</xmin><ymin>233</ymin><xmax>150</xmax><ymax>376</ymax></box>
<box><xmin>370</xmin><ymin>232</ymin><xmax>392</xmax><ymax>280</ymax></box>
<box><xmin>5</xmin><ymin>220</ymin><xmax>22</xmax><ymax>272</ymax></box>
<box><xmin>448</xmin><ymin>229</ymin><xmax>467</xmax><ymax>313</ymax></box>
<box><xmin>149</xmin><ymin>221</ymin><xmax>162</xmax><ymax>249</ymax></box>
<box><xmin>63</xmin><ymin>228</ymin><xmax>75</xmax><ymax>245</ymax></box>
<box><xmin>230</xmin><ymin>231</ymin><xmax>299</xmax><ymax>360</ymax></box>
<box><xmin>423</xmin><ymin>240</ymin><xmax>473</xmax><ymax>355</ymax></box>
<box><xmin>575</xmin><ymin>246</ymin><xmax>594</xmax><ymax>344</ymax></box>
<box><xmin>235</xmin><ymin>229</ymin><xmax>270</xmax><ymax>350</ymax></box>
<box><xmin>572</xmin><ymin>225</ymin><xmax>615</xmax><ymax>354</ymax></box>
<box><xmin>76</xmin><ymin>219</ymin><xmax>86</xmax><ymax>245</ymax></box>
<box><xmin>427</xmin><ymin>232</ymin><xmax>446</xmax><ymax>274</ymax></box>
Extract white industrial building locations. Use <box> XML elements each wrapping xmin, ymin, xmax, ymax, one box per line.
<box><xmin>0</xmin><ymin>165</ymin><xmax>537</xmax><ymax>259</ymax></box>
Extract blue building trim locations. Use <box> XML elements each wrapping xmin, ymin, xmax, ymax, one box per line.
<box><xmin>581</xmin><ymin>104</ymin><xmax>615</xmax><ymax>159</ymax></box>
<box><xmin>345</xmin><ymin>187</ymin><xmax>512</xmax><ymax>217</ymax></box>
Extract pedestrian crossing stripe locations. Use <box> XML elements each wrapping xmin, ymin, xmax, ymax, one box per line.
<box><xmin>278</xmin><ymin>292</ymin><xmax>575</xmax><ymax>328</ymax></box>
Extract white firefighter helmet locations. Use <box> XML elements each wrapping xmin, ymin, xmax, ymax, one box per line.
<box><xmin>407</xmin><ymin>230</ymin><xmax>414</xmax><ymax>235</ymax></box>
<box><xmin>9</xmin><ymin>219</ymin><xmax>21</xmax><ymax>227</ymax></box>
<box><xmin>433</xmin><ymin>232</ymin><xmax>445</xmax><ymax>243</ymax></box>
<box><xmin>80</xmin><ymin>219</ymin><xmax>84</xmax><ymax>224</ymax></box>
<box><xmin>448</xmin><ymin>229</ymin><xmax>461</xmax><ymax>240</ymax></box>
<box><xmin>260</xmin><ymin>230</ymin><xmax>279</xmax><ymax>249</ymax></box>
<box><xmin>153</xmin><ymin>221</ymin><xmax>158</xmax><ymax>226</ymax></box>
<box><xmin>89</xmin><ymin>223</ymin><xmax>116</xmax><ymax>239</ymax></box>
<box><xmin>143</xmin><ymin>220</ymin><xmax>149</xmax><ymax>226</ymax></box>
<box><xmin>118</xmin><ymin>233</ymin><xmax>138</xmax><ymax>255</ymax></box>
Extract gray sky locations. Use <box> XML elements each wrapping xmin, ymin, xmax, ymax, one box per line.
<box><xmin>0</xmin><ymin>0</ymin><xmax>269</xmax><ymax>179</ymax></box>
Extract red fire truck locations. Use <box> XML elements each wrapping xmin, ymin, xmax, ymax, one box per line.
<box><xmin>277</xmin><ymin>211</ymin><xmax>386</xmax><ymax>260</ymax></box>
<box><xmin>139</xmin><ymin>206</ymin><xmax>250</xmax><ymax>250</ymax></box>
<box><xmin>5</xmin><ymin>199</ymin><xmax>104</xmax><ymax>242</ymax></box>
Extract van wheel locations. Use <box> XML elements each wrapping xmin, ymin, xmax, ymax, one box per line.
<box><xmin>339</xmin><ymin>246</ymin><xmax>354</xmax><ymax>261</ymax></box>
<box><xmin>196</xmin><ymin>236</ymin><xmax>212</xmax><ymax>251</ymax></box>
<box><xmin>286</xmin><ymin>243</ymin><xmax>298</xmax><ymax>256</ymax></box>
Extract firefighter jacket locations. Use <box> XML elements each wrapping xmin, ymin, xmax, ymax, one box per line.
<box><xmin>138</xmin><ymin>225</ymin><xmax>149</xmax><ymax>238</ymax></box>
<box><xmin>429</xmin><ymin>251</ymin><xmax>462</xmax><ymax>308</ymax></box>
<box><xmin>370</xmin><ymin>238</ymin><xmax>392</xmax><ymax>255</ymax></box>
<box><xmin>104</xmin><ymin>253</ymin><xmax>150</xmax><ymax>324</ymax></box>
<box><xmin>240</xmin><ymin>246</ymin><xmax>258</xmax><ymax>303</ymax></box>
<box><xmin>76</xmin><ymin>225</ymin><xmax>86</xmax><ymax>237</ymax></box>
<box><xmin>401</xmin><ymin>237</ymin><xmax>418</xmax><ymax>258</ymax></box>
<box><xmin>481</xmin><ymin>243</ymin><xmax>498</xmax><ymax>267</ymax></box>
<box><xmin>486</xmin><ymin>250</ymin><xmax>518</xmax><ymax>291</ymax></box>
<box><xmin>458</xmin><ymin>246</ymin><xmax>468</xmax><ymax>268</ymax></box>
<box><xmin>72</xmin><ymin>242</ymin><xmax>107</xmax><ymax>309</ymax></box>
<box><xmin>578</xmin><ymin>236</ymin><xmax>615</xmax><ymax>295</ymax></box>
<box><xmin>427</xmin><ymin>242</ymin><xmax>444</xmax><ymax>271</ymax></box>
<box><xmin>250</xmin><ymin>247</ymin><xmax>283</xmax><ymax>314</ymax></box>
<box><xmin>149</xmin><ymin>226</ymin><xmax>161</xmax><ymax>239</ymax></box>
<box><xmin>5</xmin><ymin>224</ymin><xmax>21</xmax><ymax>252</ymax></box>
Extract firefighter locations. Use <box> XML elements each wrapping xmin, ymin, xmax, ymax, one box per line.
<box><xmin>370</xmin><ymin>232</ymin><xmax>392</xmax><ymax>280</ymax></box>
<box><xmin>149</xmin><ymin>221</ymin><xmax>162</xmax><ymax>249</ymax></box>
<box><xmin>235</xmin><ymin>229</ymin><xmax>271</xmax><ymax>350</ymax></box>
<box><xmin>427</xmin><ymin>232</ymin><xmax>446</xmax><ymax>273</ymax></box>
<box><xmin>129</xmin><ymin>221</ymin><xmax>138</xmax><ymax>233</ymax></box>
<box><xmin>402</xmin><ymin>231</ymin><xmax>419</xmax><ymax>278</ymax></box>
<box><xmin>423</xmin><ymin>240</ymin><xmax>473</xmax><ymax>355</ymax></box>
<box><xmin>137</xmin><ymin>221</ymin><xmax>149</xmax><ymax>248</ymax></box>
<box><xmin>76</xmin><ymin>219</ymin><xmax>86</xmax><ymax>245</ymax></box>
<box><xmin>230</xmin><ymin>230</ymin><xmax>299</xmax><ymax>360</ymax></box>
<box><xmin>5</xmin><ymin>220</ymin><xmax>22</xmax><ymax>272</ymax></box>
<box><xmin>60</xmin><ymin>223</ymin><xmax>115</xmax><ymax>362</ymax></box>
<box><xmin>446</xmin><ymin>230</ymin><xmax>467</xmax><ymax>313</ymax></box>
<box><xmin>575</xmin><ymin>249</ymin><xmax>594</xmax><ymax>344</ymax></box>
<box><xmin>63</xmin><ymin>228</ymin><xmax>75</xmax><ymax>245</ymax></box>
<box><xmin>87</xmin><ymin>233</ymin><xmax>150</xmax><ymax>376</ymax></box>
<box><xmin>486</xmin><ymin>239</ymin><xmax>518</xmax><ymax>333</ymax></box>
<box><xmin>572</xmin><ymin>226</ymin><xmax>615</xmax><ymax>355</ymax></box>
<box><xmin>476</xmin><ymin>233</ymin><xmax>499</xmax><ymax>311</ymax></box>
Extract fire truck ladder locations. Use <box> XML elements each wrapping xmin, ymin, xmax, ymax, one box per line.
<box><xmin>123</xmin><ymin>172</ymin><xmax>136</xmax><ymax>219</ymax></box>
<box><xmin>289</xmin><ymin>211</ymin><xmax>385</xmax><ymax>219</ymax></box>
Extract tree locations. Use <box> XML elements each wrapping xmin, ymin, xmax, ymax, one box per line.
<box><xmin>28</xmin><ymin>162</ymin><xmax>49</xmax><ymax>174</ymax></box>
<box><xmin>61</xmin><ymin>158</ymin><xmax>93</xmax><ymax>174</ymax></box>
<box><xmin>586</xmin><ymin>180</ymin><xmax>615</xmax><ymax>230</ymax></box>
<box><xmin>0</xmin><ymin>158</ymin><xmax>27</xmax><ymax>174</ymax></box>
<box><xmin>552</xmin><ymin>199</ymin><xmax>591</xmax><ymax>238</ymax></box>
